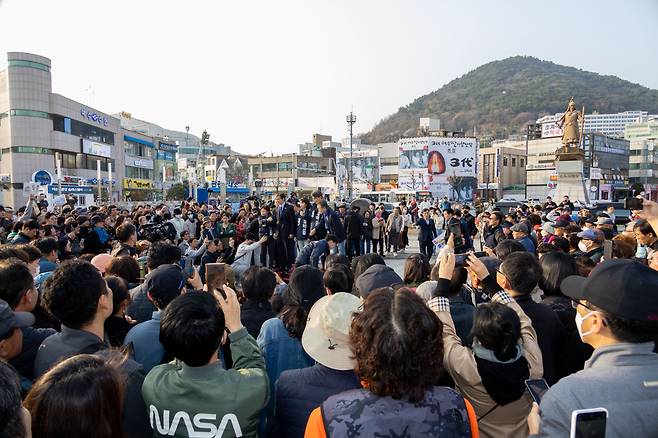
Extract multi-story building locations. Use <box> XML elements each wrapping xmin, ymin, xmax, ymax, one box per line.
<box><xmin>248</xmin><ymin>153</ymin><xmax>335</xmax><ymax>198</ymax></box>
<box><xmin>377</xmin><ymin>142</ymin><xmax>399</xmax><ymax>188</ymax></box>
<box><xmin>626</xmin><ymin>118</ymin><xmax>658</xmax><ymax>200</ymax></box>
<box><xmin>537</xmin><ymin>111</ymin><xmax>651</xmax><ymax>138</ymax></box>
<box><xmin>477</xmin><ymin>140</ymin><xmax>527</xmax><ymax>201</ymax></box>
<box><xmin>0</xmin><ymin>52</ymin><xmax>123</xmax><ymax>206</ymax></box>
<box><xmin>526</xmin><ymin>133</ymin><xmax>629</xmax><ymax>202</ymax></box>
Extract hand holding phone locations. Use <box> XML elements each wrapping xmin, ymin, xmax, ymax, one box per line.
<box><xmin>525</xmin><ymin>378</ymin><xmax>549</xmax><ymax>404</ymax></box>
<box><xmin>205</xmin><ymin>263</ymin><xmax>226</xmax><ymax>299</ymax></box>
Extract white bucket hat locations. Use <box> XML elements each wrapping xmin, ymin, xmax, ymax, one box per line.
<box><xmin>301</xmin><ymin>292</ymin><xmax>361</xmax><ymax>371</ymax></box>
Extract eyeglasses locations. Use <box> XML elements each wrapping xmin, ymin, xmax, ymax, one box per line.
<box><xmin>571</xmin><ymin>299</ymin><xmax>594</xmax><ymax>310</ymax></box>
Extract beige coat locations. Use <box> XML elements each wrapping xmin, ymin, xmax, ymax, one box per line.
<box><xmin>386</xmin><ymin>214</ymin><xmax>403</xmax><ymax>233</ymax></box>
<box><xmin>434</xmin><ymin>295</ymin><xmax>543</xmax><ymax>438</ymax></box>
<box><xmin>372</xmin><ymin>217</ymin><xmax>386</xmax><ymax>240</ymax></box>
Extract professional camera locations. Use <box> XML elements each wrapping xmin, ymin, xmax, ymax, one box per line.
<box><xmin>140</xmin><ymin>221</ymin><xmax>177</xmax><ymax>242</ymax></box>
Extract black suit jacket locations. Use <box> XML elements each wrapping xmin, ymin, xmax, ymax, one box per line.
<box><xmin>274</xmin><ymin>203</ymin><xmax>296</xmax><ymax>238</ymax></box>
<box><xmin>416</xmin><ymin>218</ymin><xmax>437</xmax><ymax>242</ymax></box>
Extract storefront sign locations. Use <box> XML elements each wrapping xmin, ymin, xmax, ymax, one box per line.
<box><xmin>82</xmin><ymin>139</ymin><xmax>112</xmax><ymax>158</ymax></box>
<box><xmin>158</xmin><ymin>141</ymin><xmax>178</xmax><ymax>152</ymax></box>
<box><xmin>123</xmin><ymin>178</ymin><xmax>154</xmax><ymax>189</ymax></box>
<box><xmin>80</xmin><ymin>108</ymin><xmax>109</xmax><ymax>127</ymax></box>
<box><xmin>125</xmin><ymin>155</ymin><xmax>154</xmax><ymax>169</ymax></box>
<box><xmin>47</xmin><ymin>185</ymin><xmax>94</xmax><ymax>194</ymax></box>
<box><xmin>32</xmin><ymin>170</ymin><xmax>53</xmax><ymax>186</ymax></box>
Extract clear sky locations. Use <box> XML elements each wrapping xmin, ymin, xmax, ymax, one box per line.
<box><xmin>1</xmin><ymin>0</ymin><xmax>657</xmax><ymax>154</ymax></box>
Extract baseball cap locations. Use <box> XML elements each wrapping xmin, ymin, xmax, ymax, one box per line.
<box><xmin>91</xmin><ymin>253</ymin><xmax>113</xmax><ymax>274</ymax></box>
<box><xmin>146</xmin><ymin>264</ymin><xmax>186</xmax><ymax>298</ymax></box>
<box><xmin>301</xmin><ymin>293</ymin><xmax>361</xmax><ymax>370</ymax></box>
<box><xmin>541</xmin><ymin>222</ymin><xmax>555</xmax><ymax>235</ymax></box>
<box><xmin>0</xmin><ymin>299</ymin><xmax>34</xmax><ymax>339</ymax></box>
<box><xmin>554</xmin><ymin>219</ymin><xmax>570</xmax><ymax>228</ymax></box>
<box><xmin>510</xmin><ymin>223</ymin><xmax>529</xmax><ymax>233</ymax></box>
<box><xmin>561</xmin><ymin>260</ymin><xmax>658</xmax><ymax>321</ymax></box>
<box><xmin>576</xmin><ymin>228</ymin><xmax>599</xmax><ymax>241</ymax></box>
<box><xmin>595</xmin><ymin>217</ymin><xmax>613</xmax><ymax>225</ymax></box>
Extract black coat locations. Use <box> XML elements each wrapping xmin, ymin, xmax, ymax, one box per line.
<box><xmin>274</xmin><ymin>364</ymin><xmax>360</xmax><ymax>438</ymax></box>
<box><xmin>274</xmin><ymin>203</ymin><xmax>296</xmax><ymax>238</ymax></box>
<box><xmin>345</xmin><ymin>212</ymin><xmax>364</xmax><ymax>238</ymax></box>
<box><xmin>83</xmin><ymin>228</ymin><xmax>111</xmax><ymax>255</ymax></box>
<box><xmin>240</xmin><ymin>299</ymin><xmax>276</xmax><ymax>339</ymax></box>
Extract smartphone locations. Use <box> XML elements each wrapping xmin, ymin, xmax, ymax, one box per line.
<box><xmin>179</xmin><ymin>257</ymin><xmax>194</xmax><ymax>278</ymax></box>
<box><xmin>625</xmin><ymin>197</ymin><xmax>643</xmax><ymax>210</ymax></box>
<box><xmin>524</xmin><ymin>378</ymin><xmax>550</xmax><ymax>404</ymax></box>
<box><xmin>136</xmin><ymin>257</ymin><xmax>148</xmax><ymax>280</ymax></box>
<box><xmin>455</xmin><ymin>253</ymin><xmax>469</xmax><ymax>265</ymax></box>
<box><xmin>603</xmin><ymin>240</ymin><xmax>613</xmax><ymax>261</ymax></box>
<box><xmin>570</xmin><ymin>408</ymin><xmax>607</xmax><ymax>438</ymax></box>
<box><xmin>205</xmin><ymin>263</ymin><xmax>226</xmax><ymax>298</ymax></box>
<box><xmin>448</xmin><ymin>223</ymin><xmax>463</xmax><ymax>247</ymax></box>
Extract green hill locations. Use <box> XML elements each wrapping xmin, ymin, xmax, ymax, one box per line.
<box><xmin>361</xmin><ymin>56</ymin><xmax>658</xmax><ymax>143</ymax></box>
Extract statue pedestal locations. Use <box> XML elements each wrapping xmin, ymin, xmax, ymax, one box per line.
<box><xmin>555</xmin><ymin>159</ymin><xmax>589</xmax><ymax>205</ymax></box>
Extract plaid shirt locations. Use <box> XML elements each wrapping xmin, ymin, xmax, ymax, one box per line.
<box><xmin>427</xmin><ymin>290</ymin><xmax>514</xmax><ymax>313</ymax></box>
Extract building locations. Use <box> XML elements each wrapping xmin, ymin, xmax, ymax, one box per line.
<box><xmin>537</xmin><ymin>111</ymin><xmax>651</xmax><ymax>138</ymax></box>
<box><xmin>526</xmin><ymin>134</ymin><xmax>629</xmax><ymax>202</ymax></box>
<box><xmin>248</xmin><ymin>154</ymin><xmax>335</xmax><ymax>198</ymax></box>
<box><xmin>0</xmin><ymin>52</ymin><xmax>123</xmax><ymax>207</ymax></box>
<box><xmin>626</xmin><ymin>118</ymin><xmax>658</xmax><ymax>199</ymax></box>
<box><xmin>477</xmin><ymin>140</ymin><xmax>527</xmax><ymax>201</ymax></box>
<box><xmin>115</xmin><ymin>112</ymin><xmax>231</xmax><ymax>159</ymax></box>
<box><xmin>377</xmin><ymin>142</ymin><xmax>399</xmax><ymax>188</ymax></box>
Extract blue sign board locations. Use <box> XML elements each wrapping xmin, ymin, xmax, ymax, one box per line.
<box><xmin>158</xmin><ymin>141</ymin><xmax>178</xmax><ymax>152</ymax></box>
<box><xmin>80</xmin><ymin>108</ymin><xmax>109</xmax><ymax>127</ymax></box>
<box><xmin>32</xmin><ymin>170</ymin><xmax>53</xmax><ymax>186</ymax></box>
<box><xmin>48</xmin><ymin>185</ymin><xmax>95</xmax><ymax>194</ymax></box>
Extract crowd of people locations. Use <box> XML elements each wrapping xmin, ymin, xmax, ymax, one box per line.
<box><xmin>0</xmin><ymin>190</ymin><xmax>656</xmax><ymax>438</ymax></box>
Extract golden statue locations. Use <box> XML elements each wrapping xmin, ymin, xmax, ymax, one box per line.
<box><xmin>555</xmin><ymin>97</ymin><xmax>585</xmax><ymax>159</ymax></box>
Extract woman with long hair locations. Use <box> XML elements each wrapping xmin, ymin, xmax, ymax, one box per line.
<box><xmin>24</xmin><ymin>353</ymin><xmax>126</xmax><ymax>438</ymax></box>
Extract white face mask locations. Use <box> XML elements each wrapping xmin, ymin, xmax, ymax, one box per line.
<box><xmin>575</xmin><ymin>310</ymin><xmax>594</xmax><ymax>341</ymax></box>
<box><xmin>578</xmin><ymin>241</ymin><xmax>589</xmax><ymax>253</ymax></box>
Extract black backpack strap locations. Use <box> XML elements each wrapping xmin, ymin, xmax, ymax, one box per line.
<box><xmin>477</xmin><ymin>403</ymin><xmax>499</xmax><ymax>422</ymax></box>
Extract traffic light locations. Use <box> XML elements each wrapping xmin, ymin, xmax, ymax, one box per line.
<box><xmin>201</xmin><ymin>130</ymin><xmax>210</xmax><ymax>145</ymax></box>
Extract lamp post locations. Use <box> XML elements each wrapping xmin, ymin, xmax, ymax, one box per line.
<box><xmin>346</xmin><ymin>111</ymin><xmax>357</xmax><ymax>200</ymax></box>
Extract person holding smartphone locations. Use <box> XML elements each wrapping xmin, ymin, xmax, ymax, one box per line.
<box><xmin>527</xmin><ymin>259</ymin><xmax>658</xmax><ymax>437</ymax></box>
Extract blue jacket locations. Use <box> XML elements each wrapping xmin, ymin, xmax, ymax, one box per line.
<box><xmin>275</xmin><ymin>364</ymin><xmax>360</xmax><ymax>438</ymax></box>
<box><xmin>416</xmin><ymin>218</ymin><xmax>437</xmax><ymax>242</ymax></box>
<box><xmin>123</xmin><ymin>311</ymin><xmax>164</xmax><ymax>373</ymax></box>
<box><xmin>257</xmin><ymin>318</ymin><xmax>314</xmax><ymax>399</ymax></box>
<box><xmin>295</xmin><ymin>209</ymin><xmax>312</xmax><ymax>240</ymax></box>
<box><xmin>295</xmin><ymin>240</ymin><xmax>329</xmax><ymax>268</ymax></box>
<box><xmin>38</xmin><ymin>258</ymin><xmax>58</xmax><ymax>274</ymax></box>
<box><xmin>323</xmin><ymin>209</ymin><xmax>346</xmax><ymax>242</ymax></box>
<box><xmin>517</xmin><ymin>235</ymin><xmax>536</xmax><ymax>253</ymax></box>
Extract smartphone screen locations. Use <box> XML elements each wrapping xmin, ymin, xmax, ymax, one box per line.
<box><xmin>525</xmin><ymin>378</ymin><xmax>550</xmax><ymax>404</ymax></box>
<box><xmin>626</xmin><ymin>197</ymin><xmax>643</xmax><ymax>210</ymax></box>
<box><xmin>179</xmin><ymin>258</ymin><xmax>194</xmax><ymax>278</ymax></box>
<box><xmin>572</xmin><ymin>410</ymin><xmax>607</xmax><ymax>438</ymax></box>
<box><xmin>603</xmin><ymin>240</ymin><xmax>613</xmax><ymax>261</ymax></box>
<box><xmin>205</xmin><ymin>263</ymin><xmax>226</xmax><ymax>298</ymax></box>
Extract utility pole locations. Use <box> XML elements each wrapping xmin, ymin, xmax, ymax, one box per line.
<box><xmin>346</xmin><ymin>111</ymin><xmax>357</xmax><ymax>199</ymax></box>
<box><xmin>524</xmin><ymin>124</ymin><xmax>530</xmax><ymax>201</ymax></box>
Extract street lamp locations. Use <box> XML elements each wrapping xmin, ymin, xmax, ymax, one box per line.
<box><xmin>346</xmin><ymin>111</ymin><xmax>357</xmax><ymax>200</ymax></box>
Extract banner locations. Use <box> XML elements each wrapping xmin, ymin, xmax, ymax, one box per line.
<box><xmin>336</xmin><ymin>149</ymin><xmax>380</xmax><ymax>184</ymax></box>
<box><xmin>123</xmin><ymin>178</ymin><xmax>154</xmax><ymax>189</ymax></box>
<box><xmin>427</xmin><ymin>137</ymin><xmax>477</xmax><ymax>178</ymax></box>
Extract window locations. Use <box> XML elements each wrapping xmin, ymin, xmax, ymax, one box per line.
<box><xmin>156</xmin><ymin>150</ymin><xmax>175</xmax><ymax>161</ymax></box>
<box><xmin>512</xmin><ymin>157</ymin><xmax>517</xmax><ymax>167</ymax></box>
<box><xmin>278</xmin><ymin>162</ymin><xmax>293</xmax><ymax>171</ymax></box>
<box><xmin>125</xmin><ymin>167</ymin><xmax>153</xmax><ymax>179</ymax></box>
<box><xmin>262</xmin><ymin>163</ymin><xmax>277</xmax><ymax>172</ymax></box>
<box><xmin>59</xmin><ymin>152</ymin><xmax>77</xmax><ymax>169</ymax></box>
<box><xmin>52</xmin><ymin>114</ymin><xmax>115</xmax><ymax>145</ymax></box>
<box><xmin>124</xmin><ymin>141</ymin><xmax>153</xmax><ymax>158</ymax></box>
<box><xmin>8</xmin><ymin>59</ymin><xmax>50</xmax><ymax>72</ymax></box>
<box><xmin>10</xmin><ymin>109</ymin><xmax>49</xmax><ymax>118</ymax></box>
<box><xmin>503</xmin><ymin>157</ymin><xmax>508</xmax><ymax>166</ymax></box>
<box><xmin>520</xmin><ymin>158</ymin><xmax>525</xmax><ymax>167</ymax></box>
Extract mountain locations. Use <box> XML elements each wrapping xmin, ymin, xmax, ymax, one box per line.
<box><xmin>361</xmin><ymin>56</ymin><xmax>658</xmax><ymax>143</ymax></box>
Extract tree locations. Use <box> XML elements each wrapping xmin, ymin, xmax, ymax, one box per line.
<box><xmin>166</xmin><ymin>183</ymin><xmax>186</xmax><ymax>200</ymax></box>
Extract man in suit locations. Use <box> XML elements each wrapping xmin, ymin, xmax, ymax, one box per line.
<box><xmin>416</xmin><ymin>208</ymin><xmax>437</xmax><ymax>259</ymax></box>
<box><xmin>318</xmin><ymin>200</ymin><xmax>347</xmax><ymax>256</ymax></box>
<box><xmin>274</xmin><ymin>193</ymin><xmax>296</xmax><ymax>271</ymax></box>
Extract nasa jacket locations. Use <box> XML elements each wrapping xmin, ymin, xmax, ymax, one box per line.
<box><xmin>141</xmin><ymin>327</ymin><xmax>268</xmax><ymax>438</ymax></box>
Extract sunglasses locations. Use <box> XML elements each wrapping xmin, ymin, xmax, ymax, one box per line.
<box><xmin>571</xmin><ymin>299</ymin><xmax>594</xmax><ymax>311</ymax></box>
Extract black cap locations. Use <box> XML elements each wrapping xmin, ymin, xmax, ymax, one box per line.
<box><xmin>554</xmin><ymin>219</ymin><xmax>570</xmax><ymax>228</ymax></box>
<box><xmin>0</xmin><ymin>299</ymin><xmax>34</xmax><ymax>338</ymax></box>
<box><xmin>146</xmin><ymin>264</ymin><xmax>186</xmax><ymax>300</ymax></box>
<box><xmin>561</xmin><ymin>260</ymin><xmax>658</xmax><ymax>321</ymax></box>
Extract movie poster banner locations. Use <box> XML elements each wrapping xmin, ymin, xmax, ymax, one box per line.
<box><xmin>336</xmin><ymin>149</ymin><xmax>380</xmax><ymax>184</ymax></box>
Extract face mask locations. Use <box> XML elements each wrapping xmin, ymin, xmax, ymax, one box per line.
<box><xmin>578</xmin><ymin>241</ymin><xmax>588</xmax><ymax>253</ymax></box>
<box><xmin>575</xmin><ymin>310</ymin><xmax>595</xmax><ymax>341</ymax></box>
